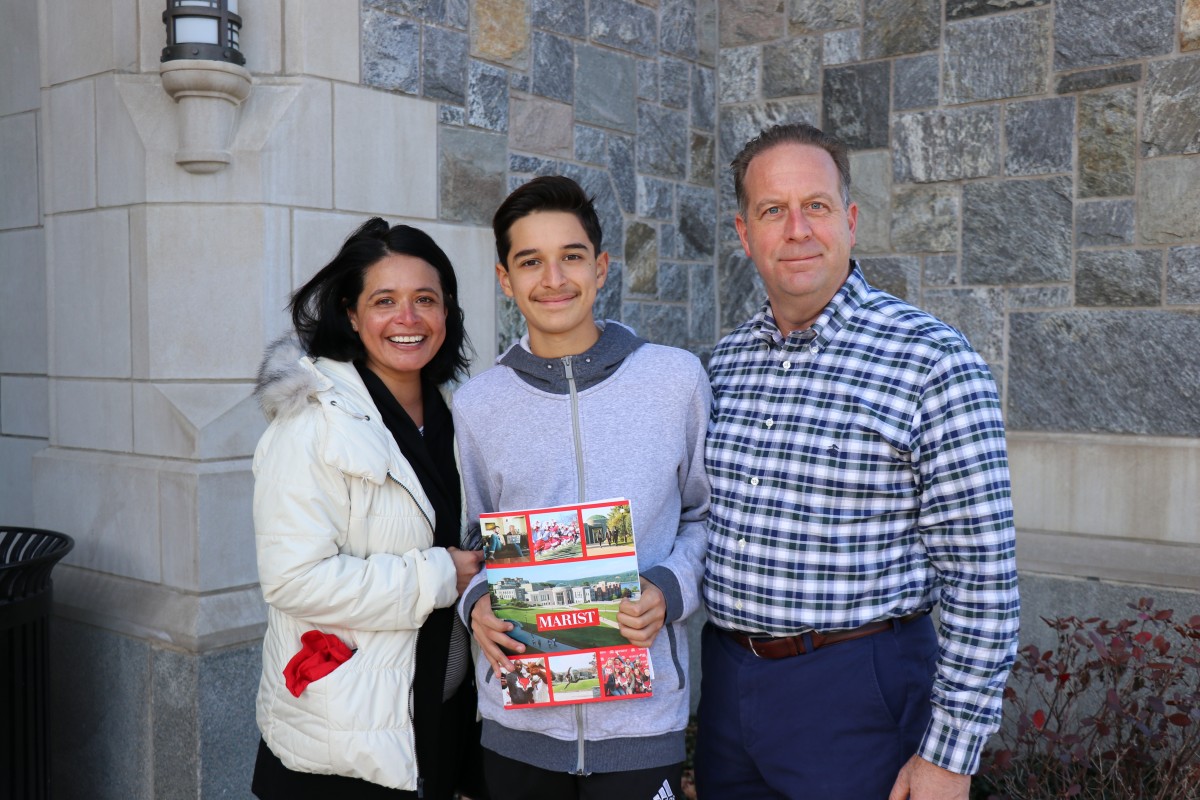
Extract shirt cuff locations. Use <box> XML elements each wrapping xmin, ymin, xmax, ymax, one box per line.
<box><xmin>917</xmin><ymin>715</ymin><xmax>987</xmax><ymax>775</ymax></box>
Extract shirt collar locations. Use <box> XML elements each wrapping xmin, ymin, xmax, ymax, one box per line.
<box><xmin>749</xmin><ymin>260</ymin><xmax>869</xmax><ymax>350</ymax></box>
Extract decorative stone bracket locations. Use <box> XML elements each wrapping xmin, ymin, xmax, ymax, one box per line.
<box><xmin>160</xmin><ymin>59</ymin><xmax>252</xmax><ymax>174</ymax></box>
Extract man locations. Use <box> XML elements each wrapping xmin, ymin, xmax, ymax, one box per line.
<box><xmin>696</xmin><ymin>123</ymin><xmax>1020</xmax><ymax>800</ymax></box>
<box><xmin>505</xmin><ymin>523</ymin><xmax>526</xmax><ymax>558</ymax></box>
<box><xmin>453</xmin><ymin>176</ymin><xmax>710</xmax><ymax>799</ymax></box>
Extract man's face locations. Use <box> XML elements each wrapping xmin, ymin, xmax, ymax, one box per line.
<box><xmin>735</xmin><ymin>142</ymin><xmax>858</xmax><ymax>335</ymax></box>
<box><xmin>497</xmin><ymin>211</ymin><xmax>608</xmax><ymax>358</ymax></box>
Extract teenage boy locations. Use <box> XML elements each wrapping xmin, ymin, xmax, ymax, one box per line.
<box><xmin>453</xmin><ymin>176</ymin><xmax>710</xmax><ymax>800</ymax></box>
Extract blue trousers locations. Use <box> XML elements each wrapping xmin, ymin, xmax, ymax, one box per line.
<box><xmin>695</xmin><ymin>615</ymin><xmax>938</xmax><ymax>800</ymax></box>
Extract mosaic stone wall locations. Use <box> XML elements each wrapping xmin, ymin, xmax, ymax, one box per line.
<box><xmin>361</xmin><ymin>0</ymin><xmax>720</xmax><ymax>358</ymax></box>
<box><xmin>360</xmin><ymin>0</ymin><xmax>1200</xmax><ymax>437</ymax></box>
<box><xmin>717</xmin><ymin>0</ymin><xmax>1200</xmax><ymax>436</ymax></box>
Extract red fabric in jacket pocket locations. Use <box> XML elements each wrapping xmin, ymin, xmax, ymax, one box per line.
<box><xmin>283</xmin><ymin>631</ymin><xmax>353</xmax><ymax>697</ymax></box>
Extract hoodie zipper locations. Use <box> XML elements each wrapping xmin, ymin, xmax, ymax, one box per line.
<box><xmin>563</xmin><ymin>357</ymin><xmax>588</xmax><ymax>501</ymax></box>
<box><xmin>563</xmin><ymin>356</ymin><xmax>590</xmax><ymax>776</ymax></box>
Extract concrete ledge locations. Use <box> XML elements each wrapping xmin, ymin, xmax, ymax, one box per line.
<box><xmin>1016</xmin><ymin>527</ymin><xmax>1200</xmax><ymax>591</ymax></box>
<box><xmin>1009</xmin><ymin>431</ymin><xmax>1200</xmax><ymax>544</ymax></box>
<box><xmin>52</xmin><ymin>565</ymin><xmax>266</xmax><ymax>653</ymax></box>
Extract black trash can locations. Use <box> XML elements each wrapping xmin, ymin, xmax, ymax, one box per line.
<box><xmin>1</xmin><ymin>527</ymin><xmax>74</xmax><ymax>800</ymax></box>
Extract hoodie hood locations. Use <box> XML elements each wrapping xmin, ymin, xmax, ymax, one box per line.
<box><xmin>498</xmin><ymin>320</ymin><xmax>646</xmax><ymax>394</ymax></box>
<box><xmin>254</xmin><ymin>334</ymin><xmax>331</xmax><ymax>421</ymax></box>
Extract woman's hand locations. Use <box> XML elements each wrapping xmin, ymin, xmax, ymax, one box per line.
<box><xmin>446</xmin><ymin>547</ymin><xmax>484</xmax><ymax>596</ymax></box>
<box><xmin>470</xmin><ymin>595</ymin><xmax>524</xmax><ymax>678</ymax></box>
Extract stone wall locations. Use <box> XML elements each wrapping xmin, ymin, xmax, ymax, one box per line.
<box><xmin>0</xmin><ymin>2</ymin><xmax>496</xmax><ymax>796</ymax></box>
<box><xmin>717</xmin><ymin>0</ymin><xmax>1199</xmax><ymax>401</ymax></box>
<box><xmin>2</xmin><ymin>1</ymin><xmax>1197</xmax><ymax>796</ymax></box>
<box><xmin>717</xmin><ymin>0</ymin><xmax>1200</xmax><ymax>590</ymax></box>
<box><xmin>359</xmin><ymin>0</ymin><xmax>722</xmax><ymax>357</ymax></box>
<box><xmin>0</xmin><ymin>0</ymin><xmax>47</xmax><ymax>525</ymax></box>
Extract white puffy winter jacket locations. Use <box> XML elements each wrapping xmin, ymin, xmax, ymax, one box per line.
<box><xmin>252</xmin><ymin>339</ymin><xmax>459</xmax><ymax>790</ymax></box>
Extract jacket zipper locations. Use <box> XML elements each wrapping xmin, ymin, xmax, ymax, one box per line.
<box><xmin>333</xmin><ymin>397</ymin><xmax>435</xmax><ymax>793</ymax></box>
<box><xmin>563</xmin><ymin>356</ymin><xmax>589</xmax><ymax>776</ymax></box>
<box><xmin>388</xmin><ymin>469</ymin><xmax>434</xmax><ymax>794</ymax></box>
<box><xmin>388</xmin><ymin>472</ymin><xmax>434</xmax><ymax>535</ymax></box>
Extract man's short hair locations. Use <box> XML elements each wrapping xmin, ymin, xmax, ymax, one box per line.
<box><xmin>730</xmin><ymin>123</ymin><xmax>852</xmax><ymax>216</ymax></box>
<box><xmin>492</xmin><ymin>175</ymin><xmax>604</xmax><ymax>267</ymax></box>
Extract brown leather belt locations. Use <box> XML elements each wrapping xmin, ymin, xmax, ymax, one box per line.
<box><xmin>724</xmin><ymin>612</ymin><xmax>927</xmax><ymax>659</ymax></box>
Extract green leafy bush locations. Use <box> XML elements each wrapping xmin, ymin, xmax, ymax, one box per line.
<box><xmin>974</xmin><ymin>598</ymin><xmax>1200</xmax><ymax>800</ymax></box>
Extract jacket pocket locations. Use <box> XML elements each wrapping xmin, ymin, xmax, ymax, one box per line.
<box><xmin>283</xmin><ymin>631</ymin><xmax>354</xmax><ymax>697</ymax></box>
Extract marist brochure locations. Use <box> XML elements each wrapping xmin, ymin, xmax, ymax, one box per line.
<box><xmin>481</xmin><ymin>498</ymin><xmax>653</xmax><ymax>709</ymax></box>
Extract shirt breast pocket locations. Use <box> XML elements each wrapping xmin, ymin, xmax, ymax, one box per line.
<box><xmin>804</xmin><ymin>414</ymin><xmax>916</xmax><ymax>519</ymax></box>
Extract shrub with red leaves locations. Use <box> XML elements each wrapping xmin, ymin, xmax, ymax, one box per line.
<box><xmin>974</xmin><ymin>598</ymin><xmax>1200</xmax><ymax>800</ymax></box>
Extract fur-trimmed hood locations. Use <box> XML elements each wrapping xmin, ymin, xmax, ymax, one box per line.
<box><xmin>254</xmin><ymin>334</ymin><xmax>331</xmax><ymax>422</ymax></box>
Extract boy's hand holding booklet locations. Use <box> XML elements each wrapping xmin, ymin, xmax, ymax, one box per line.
<box><xmin>480</xmin><ymin>498</ymin><xmax>654</xmax><ymax>708</ymax></box>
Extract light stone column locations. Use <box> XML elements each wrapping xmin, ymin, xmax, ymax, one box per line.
<box><xmin>22</xmin><ymin>1</ymin><xmax>496</xmax><ymax>795</ymax></box>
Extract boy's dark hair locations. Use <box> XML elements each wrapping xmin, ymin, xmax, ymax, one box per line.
<box><xmin>492</xmin><ymin>176</ymin><xmax>603</xmax><ymax>267</ymax></box>
<box><xmin>730</xmin><ymin>123</ymin><xmax>852</xmax><ymax>215</ymax></box>
<box><xmin>289</xmin><ymin>217</ymin><xmax>470</xmax><ymax>385</ymax></box>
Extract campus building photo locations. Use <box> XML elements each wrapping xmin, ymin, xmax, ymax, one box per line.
<box><xmin>1</xmin><ymin>0</ymin><xmax>1198</xmax><ymax>796</ymax></box>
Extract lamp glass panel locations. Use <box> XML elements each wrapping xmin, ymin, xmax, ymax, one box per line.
<box><xmin>176</xmin><ymin>1</ymin><xmax>217</xmax><ymax>7</ymax></box>
<box><xmin>228</xmin><ymin>0</ymin><xmax>239</xmax><ymax>13</ymax></box>
<box><xmin>174</xmin><ymin>17</ymin><xmax>219</xmax><ymax>44</ymax></box>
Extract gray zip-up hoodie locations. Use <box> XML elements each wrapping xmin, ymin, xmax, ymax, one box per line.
<box><xmin>453</xmin><ymin>321</ymin><xmax>711</xmax><ymax>775</ymax></box>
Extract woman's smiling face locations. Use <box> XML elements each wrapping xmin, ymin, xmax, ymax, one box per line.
<box><xmin>346</xmin><ymin>253</ymin><xmax>447</xmax><ymax>392</ymax></box>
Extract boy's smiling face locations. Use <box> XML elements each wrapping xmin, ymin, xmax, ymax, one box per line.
<box><xmin>497</xmin><ymin>211</ymin><xmax>609</xmax><ymax>359</ymax></box>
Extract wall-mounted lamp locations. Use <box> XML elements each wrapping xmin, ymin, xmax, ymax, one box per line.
<box><xmin>159</xmin><ymin>0</ymin><xmax>251</xmax><ymax>174</ymax></box>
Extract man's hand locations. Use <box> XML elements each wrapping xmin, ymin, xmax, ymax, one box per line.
<box><xmin>470</xmin><ymin>595</ymin><xmax>523</xmax><ymax>677</ymax></box>
<box><xmin>447</xmin><ymin>547</ymin><xmax>484</xmax><ymax>596</ymax></box>
<box><xmin>888</xmin><ymin>755</ymin><xmax>970</xmax><ymax>800</ymax></box>
<box><xmin>617</xmin><ymin>579</ymin><xmax>666</xmax><ymax>648</ymax></box>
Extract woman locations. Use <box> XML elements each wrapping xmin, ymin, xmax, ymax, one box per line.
<box><xmin>250</xmin><ymin>218</ymin><xmax>484</xmax><ymax>799</ymax></box>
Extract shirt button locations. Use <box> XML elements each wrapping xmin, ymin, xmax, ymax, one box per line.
<box><xmin>809</xmin><ymin>345</ymin><xmax>819</xmax><ymax>354</ymax></box>
<box><xmin>764</xmin><ymin>419</ymin><xmax>774</xmax><ymax>428</ymax></box>
<box><xmin>735</xmin><ymin>601</ymin><xmax>743</xmax><ymax>611</ymax></box>
<box><xmin>781</xmin><ymin>360</ymin><xmax>791</xmax><ymax>370</ymax></box>
<box><xmin>737</xmin><ymin>538</ymin><xmax>746</xmax><ymax>549</ymax></box>
<box><xmin>749</xmin><ymin>477</ymin><xmax>759</xmax><ymax>486</ymax></box>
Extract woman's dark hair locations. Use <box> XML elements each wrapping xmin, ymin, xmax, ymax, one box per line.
<box><xmin>289</xmin><ymin>218</ymin><xmax>471</xmax><ymax>385</ymax></box>
<box><xmin>492</xmin><ymin>175</ymin><xmax>603</xmax><ymax>267</ymax></box>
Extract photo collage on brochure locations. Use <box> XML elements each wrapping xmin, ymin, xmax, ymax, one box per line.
<box><xmin>480</xmin><ymin>499</ymin><xmax>653</xmax><ymax>709</ymax></box>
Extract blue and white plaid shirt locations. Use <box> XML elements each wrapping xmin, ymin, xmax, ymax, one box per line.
<box><xmin>704</xmin><ymin>264</ymin><xmax>1019</xmax><ymax>774</ymax></box>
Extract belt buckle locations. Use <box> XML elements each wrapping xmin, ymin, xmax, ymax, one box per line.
<box><xmin>747</xmin><ymin>636</ymin><xmax>770</xmax><ymax>658</ymax></box>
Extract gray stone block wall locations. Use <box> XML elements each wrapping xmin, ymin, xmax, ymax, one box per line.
<box><xmin>717</xmin><ymin>1</ymin><xmax>1200</xmax><ymax>435</ymax></box>
<box><xmin>49</xmin><ymin>619</ymin><xmax>261</xmax><ymax>799</ymax></box>
<box><xmin>352</xmin><ymin>0</ymin><xmax>1200</xmax><ymax>640</ymax></box>
<box><xmin>362</xmin><ymin>0</ymin><xmax>719</xmax><ymax>358</ymax></box>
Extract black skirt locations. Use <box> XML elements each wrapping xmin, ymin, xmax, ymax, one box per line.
<box><xmin>251</xmin><ymin>737</ymin><xmax>417</xmax><ymax>799</ymax></box>
<box><xmin>251</xmin><ymin>678</ymin><xmax>486</xmax><ymax>800</ymax></box>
